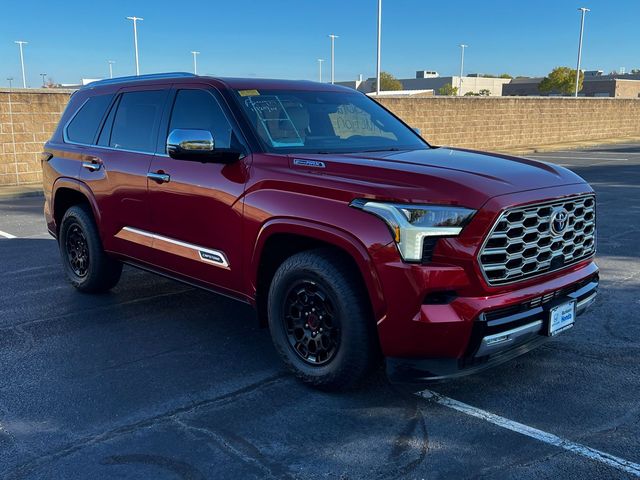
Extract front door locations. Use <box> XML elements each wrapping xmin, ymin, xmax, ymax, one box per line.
<box><xmin>147</xmin><ymin>86</ymin><xmax>249</xmax><ymax>295</ymax></box>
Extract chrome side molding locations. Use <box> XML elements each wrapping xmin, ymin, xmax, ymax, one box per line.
<box><xmin>116</xmin><ymin>227</ymin><xmax>229</xmax><ymax>269</ymax></box>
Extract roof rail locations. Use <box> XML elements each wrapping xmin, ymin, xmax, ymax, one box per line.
<box><xmin>82</xmin><ymin>72</ymin><xmax>196</xmax><ymax>89</ymax></box>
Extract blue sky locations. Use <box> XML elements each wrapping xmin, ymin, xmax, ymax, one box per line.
<box><xmin>1</xmin><ymin>0</ymin><xmax>638</xmax><ymax>87</ymax></box>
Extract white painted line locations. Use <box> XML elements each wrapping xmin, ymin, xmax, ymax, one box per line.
<box><xmin>0</xmin><ymin>230</ymin><xmax>17</xmax><ymax>239</ymax></box>
<box><xmin>418</xmin><ymin>390</ymin><xmax>640</xmax><ymax>478</ymax></box>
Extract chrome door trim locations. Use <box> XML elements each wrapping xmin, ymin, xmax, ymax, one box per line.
<box><xmin>117</xmin><ymin>226</ymin><xmax>230</xmax><ymax>269</ymax></box>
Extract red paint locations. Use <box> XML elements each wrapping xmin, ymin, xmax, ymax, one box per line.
<box><xmin>43</xmin><ymin>75</ymin><xmax>597</xmax><ymax>364</ymax></box>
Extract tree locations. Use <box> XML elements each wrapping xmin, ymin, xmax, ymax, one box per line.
<box><xmin>379</xmin><ymin>71</ymin><xmax>402</xmax><ymax>91</ymax></box>
<box><xmin>479</xmin><ymin>89</ymin><xmax>491</xmax><ymax>96</ymax></box>
<box><xmin>538</xmin><ymin>67</ymin><xmax>584</xmax><ymax>95</ymax></box>
<box><xmin>438</xmin><ymin>83</ymin><xmax>458</xmax><ymax>96</ymax></box>
<box><xmin>499</xmin><ymin>73</ymin><xmax>513</xmax><ymax>79</ymax></box>
<box><xmin>464</xmin><ymin>91</ymin><xmax>479</xmax><ymax>96</ymax></box>
<box><xmin>632</xmin><ymin>69</ymin><xmax>640</xmax><ymax>74</ymax></box>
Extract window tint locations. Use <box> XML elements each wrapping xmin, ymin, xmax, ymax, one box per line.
<box><xmin>168</xmin><ymin>89</ymin><xmax>233</xmax><ymax>149</ymax></box>
<box><xmin>110</xmin><ymin>90</ymin><xmax>166</xmax><ymax>152</ymax></box>
<box><xmin>66</xmin><ymin>94</ymin><xmax>114</xmax><ymax>144</ymax></box>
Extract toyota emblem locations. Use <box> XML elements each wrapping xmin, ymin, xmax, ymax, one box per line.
<box><xmin>550</xmin><ymin>207</ymin><xmax>570</xmax><ymax>236</ymax></box>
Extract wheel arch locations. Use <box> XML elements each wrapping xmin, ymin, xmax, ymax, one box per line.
<box><xmin>250</xmin><ymin>219</ymin><xmax>387</xmax><ymax>327</ymax></box>
<box><xmin>52</xmin><ymin>178</ymin><xmax>101</xmax><ymax>235</ymax></box>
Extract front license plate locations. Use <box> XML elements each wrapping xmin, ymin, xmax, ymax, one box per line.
<box><xmin>548</xmin><ymin>301</ymin><xmax>576</xmax><ymax>336</ymax></box>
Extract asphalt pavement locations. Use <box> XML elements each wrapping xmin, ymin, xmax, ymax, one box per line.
<box><xmin>0</xmin><ymin>143</ymin><xmax>638</xmax><ymax>479</ymax></box>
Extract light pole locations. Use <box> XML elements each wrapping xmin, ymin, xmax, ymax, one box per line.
<box><xmin>376</xmin><ymin>0</ymin><xmax>382</xmax><ymax>95</ymax></box>
<box><xmin>108</xmin><ymin>60</ymin><xmax>116</xmax><ymax>79</ymax></box>
<box><xmin>15</xmin><ymin>41</ymin><xmax>28</xmax><ymax>88</ymax></box>
<box><xmin>328</xmin><ymin>34</ymin><xmax>339</xmax><ymax>84</ymax></box>
<box><xmin>317</xmin><ymin>59</ymin><xmax>324</xmax><ymax>82</ymax></box>
<box><xmin>40</xmin><ymin>73</ymin><xmax>47</xmax><ymax>87</ymax></box>
<box><xmin>575</xmin><ymin>7</ymin><xmax>590</xmax><ymax>97</ymax></box>
<box><xmin>458</xmin><ymin>44</ymin><xmax>468</xmax><ymax>96</ymax></box>
<box><xmin>191</xmin><ymin>51</ymin><xmax>200</xmax><ymax>75</ymax></box>
<box><xmin>7</xmin><ymin>78</ymin><xmax>13</xmax><ymax>89</ymax></box>
<box><xmin>126</xmin><ymin>16</ymin><xmax>143</xmax><ymax>75</ymax></box>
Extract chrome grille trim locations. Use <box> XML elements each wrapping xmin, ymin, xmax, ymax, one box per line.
<box><xmin>478</xmin><ymin>195</ymin><xmax>596</xmax><ymax>285</ymax></box>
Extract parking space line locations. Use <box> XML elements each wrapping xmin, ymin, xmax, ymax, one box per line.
<box><xmin>417</xmin><ymin>390</ymin><xmax>640</xmax><ymax>478</ymax></box>
<box><xmin>0</xmin><ymin>230</ymin><xmax>17</xmax><ymax>239</ymax></box>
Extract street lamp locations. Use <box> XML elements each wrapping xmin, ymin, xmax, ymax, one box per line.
<box><xmin>191</xmin><ymin>51</ymin><xmax>200</xmax><ymax>75</ymax></box>
<box><xmin>458</xmin><ymin>44</ymin><xmax>468</xmax><ymax>96</ymax></box>
<box><xmin>317</xmin><ymin>59</ymin><xmax>324</xmax><ymax>82</ymax></box>
<box><xmin>328</xmin><ymin>34</ymin><xmax>339</xmax><ymax>84</ymax></box>
<box><xmin>126</xmin><ymin>16</ymin><xmax>143</xmax><ymax>75</ymax></box>
<box><xmin>14</xmin><ymin>41</ymin><xmax>28</xmax><ymax>88</ymax></box>
<box><xmin>108</xmin><ymin>60</ymin><xmax>116</xmax><ymax>79</ymax></box>
<box><xmin>575</xmin><ymin>7</ymin><xmax>590</xmax><ymax>98</ymax></box>
<box><xmin>376</xmin><ymin>0</ymin><xmax>382</xmax><ymax>95</ymax></box>
<box><xmin>40</xmin><ymin>73</ymin><xmax>47</xmax><ymax>87</ymax></box>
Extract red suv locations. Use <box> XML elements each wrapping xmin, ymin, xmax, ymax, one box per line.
<box><xmin>43</xmin><ymin>73</ymin><xmax>598</xmax><ymax>389</ymax></box>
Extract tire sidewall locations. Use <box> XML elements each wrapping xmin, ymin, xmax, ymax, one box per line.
<box><xmin>59</xmin><ymin>206</ymin><xmax>100</xmax><ymax>289</ymax></box>
<box><xmin>268</xmin><ymin>255</ymin><xmax>369</xmax><ymax>384</ymax></box>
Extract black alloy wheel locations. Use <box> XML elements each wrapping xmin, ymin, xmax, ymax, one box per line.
<box><xmin>65</xmin><ymin>222</ymin><xmax>90</xmax><ymax>277</ymax></box>
<box><xmin>283</xmin><ymin>280</ymin><xmax>340</xmax><ymax>365</ymax></box>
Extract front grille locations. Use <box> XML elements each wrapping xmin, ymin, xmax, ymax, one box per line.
<box><xmin>478</xmin><ymin>195</ymin><xmax>596</xmax><ymax>285</ymax></box>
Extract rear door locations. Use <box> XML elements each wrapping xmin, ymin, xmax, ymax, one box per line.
<box><xmin>86</xmin><ymin>86</ymin><xmax>170</xmax><ymax>263</ymax></box>
<box><xmin>147</xmin><ymin>85</ymin><xmax>249</xmax><ymax>294</ymax></box>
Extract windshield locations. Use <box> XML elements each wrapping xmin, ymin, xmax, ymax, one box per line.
<box><xmin>233</xmin><ymin>89</ymin><xmax>429</xmax><ymax>154</ymax></box>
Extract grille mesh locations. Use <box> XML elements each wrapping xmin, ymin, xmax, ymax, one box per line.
<box><xmin>479</xmin><ymin>195</ymin><xmax>596</xmax><ymax>285</ymax></box>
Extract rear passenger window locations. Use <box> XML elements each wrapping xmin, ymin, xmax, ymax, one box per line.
<box><xmin>110</xmin><ymin>90</ymin><xmax>166</xmax><ymax>152</ymax></box>
<box><xmin>65</xmin><ymin>94</ymin><xmax>113</xmax><ymax>144</ymax></box>
<box><xmin>168</xmin><ymin>89</ymin><xmax>233</xmax><ymax>149</ymax></box>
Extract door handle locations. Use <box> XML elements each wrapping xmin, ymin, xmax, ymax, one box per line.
<box><xmin>147</xmin><ymin>172</ymin><xmax>171</xmax><ymax>184</ymax></box>
<box><xmin>82</xmin><ymin>157</ymin><xmax>102</xmax><ymax>172</ymax></box>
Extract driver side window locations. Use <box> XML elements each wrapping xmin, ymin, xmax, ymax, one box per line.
<box><xmin>168</xmin><ymin>89</ymin><xmax>232</xmax><ymax>149</ymax></box>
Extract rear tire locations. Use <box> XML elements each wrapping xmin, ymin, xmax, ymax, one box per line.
<box><xmin>268</xmin><ymin>249</ymin><xmax>378</xmax><ymax>390</ymax></box>
<box><xmin>58</xmin><ymin>205</ymin><xmax>122</xmax><ymax>293</ymax></box>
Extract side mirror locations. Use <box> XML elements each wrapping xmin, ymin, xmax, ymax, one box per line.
<box><xmin>167</xmin><ymin>129</ymin><xmax>241</xmax><ymax>163</ymax></box>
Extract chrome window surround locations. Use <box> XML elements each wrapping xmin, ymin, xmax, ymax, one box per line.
<box><xmin>478</xmin><ymin>194</ymin><xmax>596</xmax><ymax>286</ymax></box>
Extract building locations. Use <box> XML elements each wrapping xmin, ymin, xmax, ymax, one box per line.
<box><xmin>503</xmin><ymin>73</ymin><xmax>640</xmax><ymax>98</ymax></box>
<box><xmin>338</xmin><ymin>71</ymin><xmax>511</xmax><ymax>96</ymax></box>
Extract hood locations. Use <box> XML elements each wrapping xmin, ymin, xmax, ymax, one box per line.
<box><xmin>290</xmin><ymin>147</ymin><xmax>588</xmax><ymax>209</ymax></box>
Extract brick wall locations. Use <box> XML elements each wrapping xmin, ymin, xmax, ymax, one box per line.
<box><xmin>0</xmin><ymin>90</ymin><xmax>639</xmax><ymax>187</ymax></box>
<box><xmin>377</xmin><ymin>96</ymin><xmax>640</xmax><ymax>151</ymax></box>
<box><xmin>0</xmin><ymin>89</ymin><xmax>72</xmax><ymax>186</ymax></box>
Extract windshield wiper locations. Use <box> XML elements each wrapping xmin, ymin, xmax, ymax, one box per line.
<box><xmin>360</xmin><ymin>147</ymin><xmax>402</xmax><ymax>153</ymax></box>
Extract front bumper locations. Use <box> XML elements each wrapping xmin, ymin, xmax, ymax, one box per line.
<box><xmin>386</xmin><ymin>272</ymin><xmax>598</xmax><ymax>382</ymax></box>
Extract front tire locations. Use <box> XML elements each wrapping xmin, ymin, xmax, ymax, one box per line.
<box><xmin>58</xmin><ymin>205</ymin><xmax>122</xmax><ymax>293</ymax></box>
<box><xmin>268</xmin><ymin>249</ymin><xmax>378</xmax><ymax>390</ymax></box>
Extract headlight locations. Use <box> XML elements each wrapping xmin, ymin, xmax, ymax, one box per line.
<box><xmin>350</xmin><ymin>199</ymin><xmax>476</xmax><ymax>262</ymax></box>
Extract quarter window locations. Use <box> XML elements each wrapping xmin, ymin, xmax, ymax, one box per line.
<box><xmin>168</xmin><ymin>89</ymin><xmax>233</xmax><ymax>149</ymax></box>
<box><xmin>65</xmin><ymin>94</ymin><xmax>114</xmax><ymax>144</ymax></box>
<box><xmin>110</xmin><ymin>90</ymin><xmax>166</xmax><ymax>152</ymax></box>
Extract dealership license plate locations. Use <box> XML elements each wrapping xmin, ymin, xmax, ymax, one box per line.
<box><xmin>548</xmin><ymin>301</ymin><xmax>576</xmax><ymax>336</ymax></box>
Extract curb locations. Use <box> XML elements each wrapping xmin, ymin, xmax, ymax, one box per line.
<box><xmin>0</xmin><ymin>188</ymin><xmax>44</xmax><ymax>200</ymax></box>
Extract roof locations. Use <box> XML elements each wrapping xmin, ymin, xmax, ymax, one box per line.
<box><xmin>82</xmin><ymin>72</ymin><xmax>353</xmax><ymax>93</ymax></box>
